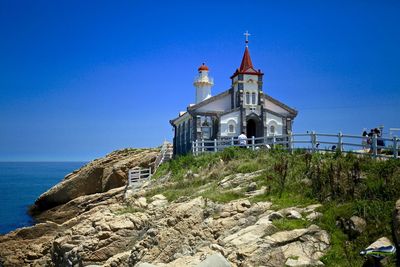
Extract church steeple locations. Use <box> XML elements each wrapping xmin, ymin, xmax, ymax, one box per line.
<box><xmin>239</xmin><ymin>46</ymin><xmax>254</xmax><ymax>72</ymax></box>
<box><xmin>230</xmin><ymin>31</ymin><xmax>263</xmax><ymax>79</ymax></box>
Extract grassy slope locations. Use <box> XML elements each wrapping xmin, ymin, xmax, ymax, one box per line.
<box><xmin>147</xmin><ymin>147</ymin><xmax>400</xmax><ymax>266</ymax></box>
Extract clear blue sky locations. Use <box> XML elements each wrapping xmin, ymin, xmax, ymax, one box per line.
<box><xmin>0</xmin><ymin>0</ymin><xmax>399</xmax><ymax>161</ymax></box>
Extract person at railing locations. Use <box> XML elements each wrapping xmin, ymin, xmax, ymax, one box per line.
<box><xmin>374</xmin><ymin>128</ymin><xmax>385</xmax><ymax>153</ymax></box>
<box><xmin>238</xmin><ymin>132</ymin><xmax>247</xmax><ymax>148</ymax></box>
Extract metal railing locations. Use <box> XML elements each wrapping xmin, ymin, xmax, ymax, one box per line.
<box><xmin>128</xmin><ymin>167</ymin><xmax>152</xmax><ymax>186</ymax></box>
<box><xmin>192</xmin><ymin>132</ymin><xmax>399</xmax><ymax>159</ymax></box>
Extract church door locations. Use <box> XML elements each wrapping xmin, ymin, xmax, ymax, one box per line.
<box><xmin>246</xmin><ymin>119</ymin><xmax>257</xmax><ymax>139</ymax></box>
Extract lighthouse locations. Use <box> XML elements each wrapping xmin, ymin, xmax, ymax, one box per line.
<box><xmin>193</xmin><ymin>63</ymin><xmax>214</xmax><ymax>104</ymax></box>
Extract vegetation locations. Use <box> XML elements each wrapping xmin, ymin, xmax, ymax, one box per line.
<box><xmin>149</xmin><ymin>147</ymin><xmax>400</xmax><ymax>266</ymax></box>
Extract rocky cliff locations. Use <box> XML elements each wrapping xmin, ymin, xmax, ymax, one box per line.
<box><xmin>31</xmin><ymin>148</ymin><xmax>159</xmax><ymax>214</ymax></box>
<box><xmin>1</xmin><ymin>148</ymin><xmax>399</xmax><ymax>266</ymax></box>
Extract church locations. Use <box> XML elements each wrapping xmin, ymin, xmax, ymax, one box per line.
<box><xmin>170</xmin><ymin>34</ymin><xmax>298</xmax><ymax>156</ymax></box>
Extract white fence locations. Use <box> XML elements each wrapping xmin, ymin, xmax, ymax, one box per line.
<box><xmin>128</xmin><ymin>167</ymin><xmax>152</xmax><ymax>186</ymax></box>
<box><xmin>192</xmin><ymin>132</ymin><xmax>399</xmax><ymax>159</ymax></box>
<box><xmin>154</xmin><ymin>141</ymin><xmax>172</xmax><ymax>169</ymax></box>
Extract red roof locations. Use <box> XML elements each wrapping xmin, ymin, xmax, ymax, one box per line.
<box><xmin>231</xmin><ymin>46</ymin><xmax>263</xmax><ymax>79</ymax></box>
<box><xmin>239</xmin><ymin>47</ymin><xmax>254</xmax><ymax>72</ymax></box>
<box><xmin>198</xmin><ymin>63</ymin><xmax>209</xmax><ymax>71</ymax></box>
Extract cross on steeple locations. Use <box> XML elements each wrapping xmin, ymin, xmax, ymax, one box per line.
<box><xmin>244</xmin><ymin>31</ymin><xmax>251</xmax><ymax>46</ymax></box>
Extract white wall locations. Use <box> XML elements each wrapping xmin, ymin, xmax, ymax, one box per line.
<box><xmin>264</xmin><ymin>97</ymin><xmax>291</xmax><ymax>116</ymax></box>
<box><xmin>197</xmin><ymin>93</ymin><xmax>231</xmax><ymax>113</ymax></box>
<box><xmin>220</xmin><ymin>110</ymin><xmax>240</xmax><ymax>137</ymax></box>
<box><xmin>265</xmin><ymin>112</ymin><xmax>283</xmax><ymax>136</ymax></box>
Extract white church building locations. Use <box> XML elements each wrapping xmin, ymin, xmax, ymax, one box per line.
<box><xmin>170</xmin><ymin>36</ymin><xmax>298</xmax><ymax>155</ymax></box>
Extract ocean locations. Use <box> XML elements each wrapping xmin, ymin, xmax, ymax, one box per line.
<box><xmin>0</xmin><ymin>162</ymin><xmax>86</xmax><ymax>235</ymax></box>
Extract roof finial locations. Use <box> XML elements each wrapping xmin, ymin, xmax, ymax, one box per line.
<box><xmin>244</xmin><ymin>31</ymin><xmax>251</xmax><ymax>47</ymax></box>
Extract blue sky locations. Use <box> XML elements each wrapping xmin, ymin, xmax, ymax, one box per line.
<box><xmin>0</xmin><ymin>0</ymin><xmax>399</xmax><ymax>161</ymax></box>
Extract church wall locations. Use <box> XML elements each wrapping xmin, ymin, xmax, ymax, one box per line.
<box><xmin>220</xmin><ymin>111</ymin><xmax>240</xmax><ymax>137</ymax></box>
<box><xmin>196</xmin><ymin>94</ymin><xmax>231</xmax><ymax>113</ymax></box>
<box><xmin>264</xmin><ymin>99</ymin><xmax>291</xmax><ymax>116</ymax></box>
<box><xmin>265</xmin><ymin>112</ymin><xmax>283</xmax><ymax>136</ymax></box>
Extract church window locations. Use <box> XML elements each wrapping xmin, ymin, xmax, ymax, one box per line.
<box><xmin>228</xmin><ymin>124</ymin><xmax>235</xmax><ymax>133</ymax></box>
<box><xmin>246</xmin><ymin>92</ymin><xmax>250</xmax><ymax>105</ymax></box>
<box><xmin>270</xmin><ymin>125</ymin><xmax>275</xmax><ymax>134</ymax></box>
<box><xmin>251</xmin><ymin>92</ymin><xmax>256</xmax><ymax>105</ymax></box>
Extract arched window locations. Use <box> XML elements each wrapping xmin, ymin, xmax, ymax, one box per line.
<box><xmin>251</xmin><ymin>92</ymin><xmax>256</xmax><ymax>105</ymax></box>
<box><xmin>270</xmin><ymin>125</ymin><xmax>275</xmax><ymax>134</ymax></box>
<box><xmin>229</xmin><ymin>124</ymin><xmax>235</xmax><ymax>133</ymax></box>
<box><xmin>246</xmin><ymin>92</ymin><xmax>250</xmax><ymax>105</ymax></box>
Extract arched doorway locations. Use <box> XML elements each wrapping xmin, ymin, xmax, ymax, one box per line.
<box><xmin>247</xmin><ymin>119</ymin><xmax>257</xmax><ymax>138</ymax></box>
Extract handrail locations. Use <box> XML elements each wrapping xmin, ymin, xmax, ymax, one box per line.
<box><xmin>191</xmin><ymin>132</ymin><xmax>399</xmax><ymax>159</ymax></box>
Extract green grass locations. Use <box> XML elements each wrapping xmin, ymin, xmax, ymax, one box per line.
<box><xmin>272</xmin><ymin>218</ymin><xmax>311</xmax><ymax>231</ymax></box>
<box><xmin>149</xmin><ymin>147</ymin><xmax>400</xmax><ymax>266</ymax></box>
<box><xmin>200</xmin><ymin>187</ymin><xmax>245</xmax><ymax>203</ymax></box>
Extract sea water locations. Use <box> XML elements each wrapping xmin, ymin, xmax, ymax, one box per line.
<box><xmin>0</xmin><ymin>162</ymin><xmax>86</xmax><ymax>234</ymax></box>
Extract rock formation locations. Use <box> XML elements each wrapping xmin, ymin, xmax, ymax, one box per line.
<box><xmin>0</xmin><ymin>147</ymin><xmax>332</xmax><ymax>267</ymax></box>
<box><xmin>31</xmin><ymin>148</ymin><xmax>159</xmax><ymax>213</ymax></box>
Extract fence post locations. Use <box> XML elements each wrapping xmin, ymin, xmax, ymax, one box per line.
<box><xmin>252</xmin><ymin>136</ymin><xmax>255</xmax><ymax>151</ymax></box>
<box><xmin>311</xmin><ymin>131</ymin><xmax>316</xmax><ymax>153</ymax></box>
<box><xmin>271</xmin><ymin>134</ymin><xmax>275</xmax><ymax>148</ymax></box>
<box><xmin>231</xmin><ymin>137</ymin><xmax>234</xmax><ymax>146</ymax></box>
<box><xmin>372</xmin><ymin>134</ymin><xmax>378</xmax><ymax>157</ymax></box>
<box><xmin>201</xmin><ymin>139</ymin><xmax>204</xmax><ymax>153</ymax></box>
<box><xmin>214</xmin><ymin>139</ymin><xmax>217</xmax><ymax>152</ymax></box>
<box><xmin>393</xmin><ymin>136</ymin><xmax>398</xmax><ymax>159</ymax></box>
<box><xmin>195</xmin><ymin>140</ymin><xmax>198</xmax><ymax>156</ymax></box>
<box><xmin>128</xmin><ymin>170</ymin><xmax>131</xmax><ymax>186</ymax></box>
<box><xmin>338</xmin><ymin>132</ymin><xmax>343</xmax><ymax>152</ymax></box>
<box><xmin>192</xmin><ymin>141</ymin><xmax>195</xmax><ymax>155</ymax></box>
<box><xmin>288</xmin><ymin>131</ymin><xmax>292</xmax><ymax>152</ymax></box>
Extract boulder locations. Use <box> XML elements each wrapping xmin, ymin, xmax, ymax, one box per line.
<box><xmin>31</xmin><ymin>148</ymin><xmax>159</xmax><ymax>213</ymax></box>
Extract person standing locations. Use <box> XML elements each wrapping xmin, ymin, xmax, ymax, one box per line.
<box><xmin>238</xmin><ymin>132</ymin><xmax>248</xmax><ymax>148</ymax></box>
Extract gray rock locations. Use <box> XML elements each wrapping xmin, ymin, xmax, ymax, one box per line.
<box><xmin>306</xmin><ymin>212</ymin><xmax>322</xmax><ymax>221</ymax></box>
<box><xmin>286</xmin><ymin>210</ymin><xmax>302</xmax><ymax>220</ymax></box>
<box><xmin>267</xmin><ymin>212</ymin><xmax>284</xmax><ymax>221</ymax></box>
<box><xmin>247</xmin><ymin>182</ymin><xmax>257</xmax><ymax>192</ymax></box>
<box><xmin>196</xmin><ymin>253</ymin><xmax>231</xmax><ymax>267</ymax></box>
<box><xmin>349</xmin><ymin>216</ymin><xmax>366</xmax><ymax>235</ymax></box>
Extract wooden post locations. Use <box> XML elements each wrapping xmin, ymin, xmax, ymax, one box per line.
<box><xmin>393</xmin><ymin>136</ymin><xmax>398</xmax><ymax>159</ymax></box>
<box><xmin>252</xmin><ymin>136</ymin><xmax>255</xmax><ymax>151</ymax></box>
<box><xmin>214</xmin><ymin>139</ymin><xmax>217</xmax><ymax>152</ymax></box>
<box><xmin>372</xmin><ymin>134</ymin><xmax>378</xmax><ymax>157</ymax></box>
<box><xmin>338</xmin><ymin>132</ymin><xmax>343</xmax><ymax>152</ymax></box>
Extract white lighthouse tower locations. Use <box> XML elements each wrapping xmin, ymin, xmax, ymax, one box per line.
<box><xmin>193</xmin><ymin>63</ymin><xmax>214</xmax><ymax>104</ymax></box>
